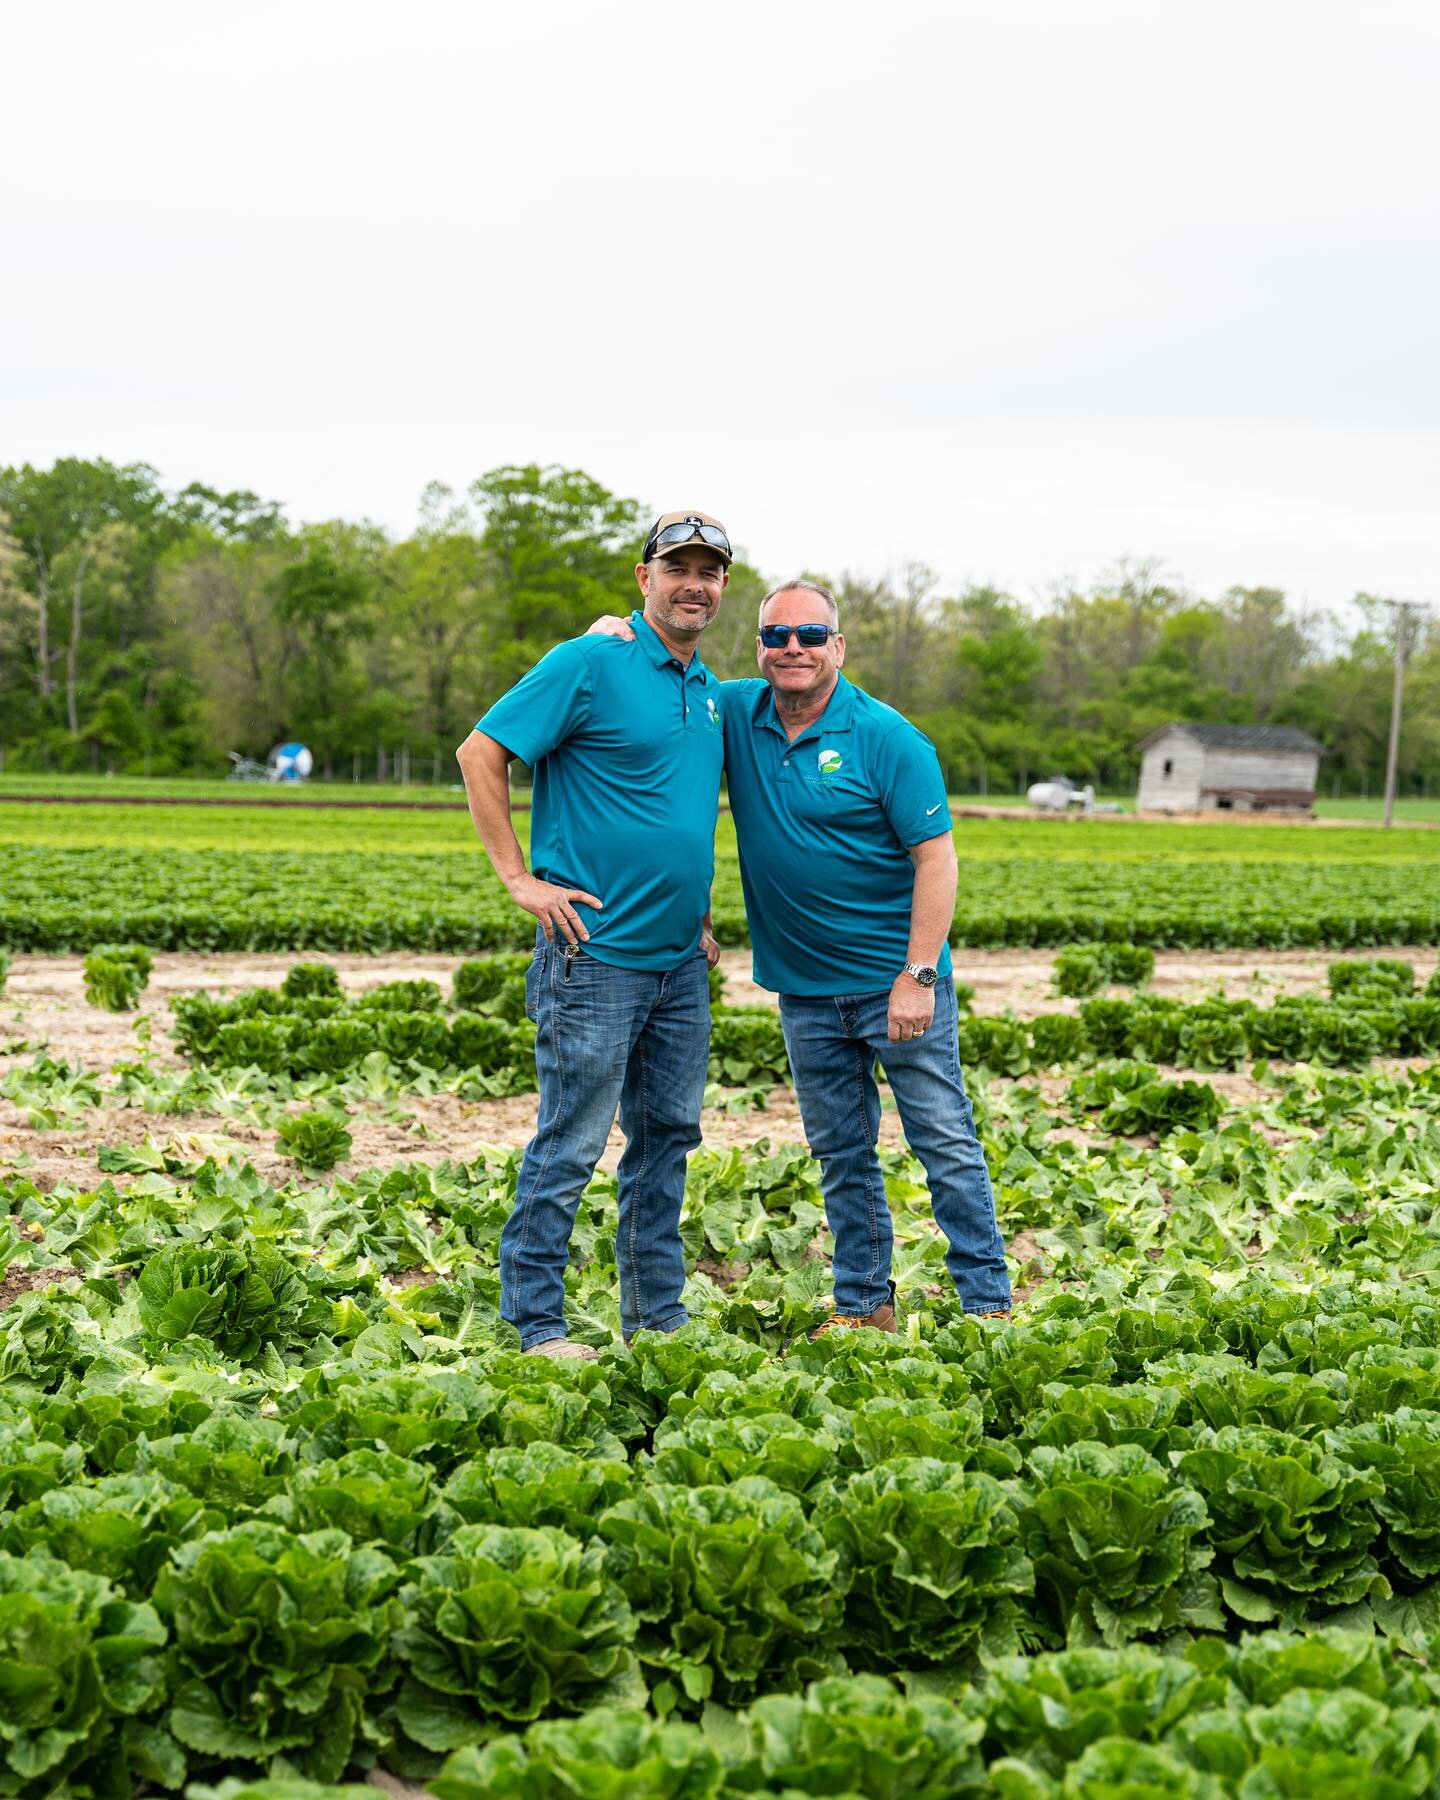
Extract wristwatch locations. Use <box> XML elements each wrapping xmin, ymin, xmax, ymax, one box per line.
<box><xmin>902</xmin><ymin>962</ymin><xmax>939</xmax><ymax>988</ymax></box>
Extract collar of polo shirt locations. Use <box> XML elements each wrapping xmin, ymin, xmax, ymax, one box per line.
<box><xmin>628</xmin><ymin>610</ymin><xmax>711</xmax><ymax>676</ymax></box>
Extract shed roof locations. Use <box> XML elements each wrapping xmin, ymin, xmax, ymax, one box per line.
<box><xmin>1139</xmin><ymin>722</ymin><xmax>1325</xmax><ymax>755</ymax></box>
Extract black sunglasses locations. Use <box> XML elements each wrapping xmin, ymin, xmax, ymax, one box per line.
<box><xmin>645</xmin><ymin>520</ymin><xmax>732</xmax><ymax>561</ymax></box>
<box><xmin>758</xmin><ymin>623</ymin><xmax>837</xmax><ymax>648</ymax></box>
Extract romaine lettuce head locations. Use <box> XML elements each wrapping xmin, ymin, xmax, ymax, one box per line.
<box><xmin>990</xmin><ymin>1734</ymin><xmax>1226</xmax><ymax>1798</ymax></box>
<box><xmin>1168</xmin><ymin>1686</ymin><xmax>1440</xmax><ymax>1800</ymax></box>
<box><xmin>137</xmin><ymin>1244</ymin><xmax>330</xmax><ymax>1362</ymax></box>
<box><xmin>659</xmin><ymin>1362</ymin><xmax>833</xmax><ymax>1431</ymax></box>
<box><xmin>430</xmin><ymin>1709</ymin><xmax>723</xmax><ymax>1800</ymax></box>
<box><xmin>1209</xmin><ymin>1625</ymin><xmax>1440</xmax><ymax>1710</ymax></box>
<box><xmin>0</xmin><ymin>1412</ymin><xmax>83</xmax><ymax>1509</ymax></box>
<box><xmin>441</xmin><ymin>1442</ymin><xmax>632</xmax><ymax>1540</ymax></box>
<box><xmin>0</xmin><ymin>1550</ymin><xmax>170</xmax><ymax>1791</ymax></box>
<box><xmin>815</xmin><ymin>1458</ymin><xmax>1034</xmax><ymax>1669</ymax></box>
<box><xmin>600</xmin><ymin>1322</ymin><xmax>769</xmax><ymax>1438</ymax></box>
<box><xmin>1019</xmin><ymin>1442</ymin><xmax>1220</xmax><ymax>1647</ymax></box>
<box><xmin>1019</xmin><ymin>1381</ymin><xmax>1188</xmax><ymax>1460</ymax></box>
<box><xmin>1176</xmin><ymin>1425</ymin><xmax>1386</xmax><ymax>1623</ymax></box>
<box><xmin>395</xmin><ymin>1524</ymin><xmax>639</xmax><ymax>1749</ymax></box>
<box><xmin>1329</xmin><ymin>1409</ymin><xmax>1440</xmax><ymax>1580</ymax></box>
<box><xmin>598</xmin><ymin>1477</ymin><xmax>841</xmax><ymax>1707</ymax></box>
<box><xmin>645</xmin><ymin>1411</ymin><xmax>840</xmax><ymax>1498</ymax></box>
<box><xmin>268</xmin><ymin>1447</ymin><xmax>448</xmax><ymax>1556</ymax></box>
<box><xmin>136</xmin><ymin>1410</ymin><xmax>296</xmax><ymax>1519</ymax></box>
<box><xmin>154</xmin><ymin>1520</ymin><xmax>401</xmax><ymax>1784</ymax></box>
<box><xmin>1</xmin><ymin>1470</ymin><xmax>217</xmax><ymax>1599</ymax></box>
<box><xmin>722</xmin><ymin>1673</ymin><xmax>987</xmax><ymax>1798</ymax></box>
<box><xmin>982</xmin><ymin>1644</ymin><xmax>1231</xmax><ymax>1775</ymax></box>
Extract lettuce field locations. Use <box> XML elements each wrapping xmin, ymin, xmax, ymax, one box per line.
<box><xmin>3</xmin><ymin>798</ymin><xmax>1440</xmax><ymax>1797</ymax></box>
<box><xmin>4</xmin><ymin>802</ymin><xmax>1440</xmax><ymax>949</ymax></box>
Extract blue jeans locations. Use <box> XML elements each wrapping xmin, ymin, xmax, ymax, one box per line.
<box><xmin>777</xmin><ymin>980</ymin><xmax>1011</xmax><ymax>1316</ymax></box>
<box><xmin>500</xmin><ymin>936</ymin><xmax>710</xmax><ymax>1348</ymax></box>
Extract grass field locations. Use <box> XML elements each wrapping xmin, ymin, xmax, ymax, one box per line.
<box><xmin>0</xmin><ymin>772</ymin><xmax>465</xmax><ymax>805</ymax></box>
<box><xmin>6</xmin><ymin>772</ymin><xmax>1440</xmax><ymax>823</ymax></box>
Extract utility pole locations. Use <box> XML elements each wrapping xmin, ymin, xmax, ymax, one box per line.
<box><xmin>1382</xmin><ymin>600</ymin><xmax>1426</xmax><ymax>828</ymax></box>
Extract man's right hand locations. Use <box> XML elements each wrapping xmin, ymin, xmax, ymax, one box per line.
<box><xmin>585</xmin><ymin>615</ymin><xmax>636</xmax><ymax>639</ymax></box>
<box><xmin>506</xmin><ymin>874</ymin><xmax>604</xmax><ymax>945</ymax></box>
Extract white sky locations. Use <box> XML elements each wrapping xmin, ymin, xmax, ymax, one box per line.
<box><xmin>4</xmin><ymin>0</ymin><xmax>1438</xmax><ymax>614</ymax></box>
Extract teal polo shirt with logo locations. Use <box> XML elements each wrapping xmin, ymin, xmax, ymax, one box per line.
<box><xmin>477</xmin><ymin>612</ymin><xmax>724</xmax><ymax>970</ymax></box>
<box><xmin>722</xmin><ymin>674</ymin><xmax>953</xmax><ymax>995</ymax></box>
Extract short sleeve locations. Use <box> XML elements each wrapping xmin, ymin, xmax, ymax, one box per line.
<box><xmin>476</xmin><ymin>640</ymin><xmax>594</xmax><ymax>767</ymax></box>
<box><xmin>874</xmin><ymin>722</ymin><xmax>952</xmax><ymax>846</ymax></box>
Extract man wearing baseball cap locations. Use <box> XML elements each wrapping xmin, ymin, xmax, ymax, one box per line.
<box><xmin>583</xmin><ymin>576</ymin><xmax>1012</xmax><ymax>1337</ymax></box>
<box><xmin>455</xmin><ymin>511</ymin><xmax>732</xmax><ymax>1359</ymax></box>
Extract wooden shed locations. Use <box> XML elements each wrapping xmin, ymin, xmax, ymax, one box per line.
<box><xmin>1136</xmin><ymin>723</ymin><xmax>1324</xmax><ymax>814</ymax></box>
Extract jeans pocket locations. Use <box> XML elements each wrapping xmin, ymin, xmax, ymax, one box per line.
<box><xmin>524</xmin><ymin>945</ymin><xmax>547</xmax><ymax>1022</ymax></box>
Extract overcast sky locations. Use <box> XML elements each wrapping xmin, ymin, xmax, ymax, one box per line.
<box><xmin>4</xmin><ymin>0</ymin><xmax>1438</xmax><ymax>614</ymax></box>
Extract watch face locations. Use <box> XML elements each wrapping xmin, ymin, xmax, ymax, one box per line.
<box><xmin>909</xmin><ymin>964</ymin><xmax>938</xmax><ymax>987</ymax></box>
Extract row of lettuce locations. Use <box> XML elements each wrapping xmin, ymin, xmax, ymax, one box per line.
<box><xmin>0</xmin><ymin>954</ymin><xmax>1428</xmax><ymax>1151</ymax></box>
<box><xmin>6</xmin><ymin>838</ymin><xmax>1440</xmax><ymax>949</ymax></box>
<box><xmin>162</xmin><ymin>955</ymin><xmax>1440</xmax><ymax>1092</ymax></box>
<box><xmin>6</xmin><ymin>1255</ymin><xmax>1440</xmax><ymax>1794</ymax></box>
<box><xmin>8</xmin><ymin>1542</ymin><xmax>1440</xmax><ymax>1800</ymax></box>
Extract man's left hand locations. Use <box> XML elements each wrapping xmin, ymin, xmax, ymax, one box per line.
<box><xmin>888</xmin><ymin>974</ymin><xmax>936</xmax><ymax>1043</ymax></box>
<box><xmin>700</xmin><ymin>928</ymin><xmax>721</xmax><ymax>968</ymax></box>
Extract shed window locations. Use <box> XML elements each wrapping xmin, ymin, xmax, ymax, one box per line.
<box><xmin>1162</xmin><ymin>758</ymin><xmax>1173</xmax><ymax>777</ymax></box>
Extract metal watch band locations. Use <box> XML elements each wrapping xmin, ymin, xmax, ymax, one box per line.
<box><xmin>903</xmin><ymin>962</ymin><xmax>939</xmax><ymax>987</ymax></box>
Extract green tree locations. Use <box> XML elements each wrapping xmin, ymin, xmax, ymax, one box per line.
<box><xmin>470</xmin><ymin>464</ymin><xmax>642</xmax><ymax>687</ymax></box>
<box><xmin>269</xmin><ymin>537</ymin><xmax>378</xmax><ymax>774</ymax></box>
<box><xmin>382</xmin><ymin>483</ymin><xmax>493</xmax><ymax>751</ymax></box>
<box><xmin>0</xmin><ymin>459</ymin><xmax>173</xmax><ymax>710</ymax></box>
<box><xmin>157</xmin><ymin>531</ymin><xmax>294</xmax><ymax>762</ymax></box>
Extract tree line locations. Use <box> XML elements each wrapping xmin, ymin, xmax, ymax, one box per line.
<box><xmin>0</xmin><ymin>456</ymin><xmax>1435</xmax><ymax>795</ymax></box>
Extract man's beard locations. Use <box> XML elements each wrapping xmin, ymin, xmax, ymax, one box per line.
<box><xmin>652</xmin><ymin>595</ymin><xmax>715</xmax><ymax>635</ymax></box>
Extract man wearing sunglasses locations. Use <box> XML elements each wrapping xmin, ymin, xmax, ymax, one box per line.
<box><xmin>586</xmin><ymin>578</ymin><xmax>1012</xmax><ymax>1335</ymax></box>
<box><xmin>455</xmin><ymin>511</ymin><xmax>731</xmax><ymax>1360</ymax></box>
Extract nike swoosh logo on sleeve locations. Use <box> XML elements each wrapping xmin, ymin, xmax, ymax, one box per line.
<box><xmin>926</xmin><ymin>803</ymin><xmax>943</xmax><ymax>815</ymax></box>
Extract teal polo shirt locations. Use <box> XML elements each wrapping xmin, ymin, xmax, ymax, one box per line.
<box><xmin>477</xmin><ymin>612</ymin><xmax>724</xmax><ymax>970</ymax></box>
<box><xmin>722</xmin><ymin>675</ymin><xmax>953</xmax><ymax>995</ymax></box>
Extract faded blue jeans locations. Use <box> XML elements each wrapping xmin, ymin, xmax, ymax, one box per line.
<box><xmin>777</xmin><ymin>979</ymin><xmax>1011</xmax><ymax>1317</ymax></box>
<box><xmin>500</xmin><ymin>935</ymin><xmax>710</xmax><ymax>1349</ymax></box>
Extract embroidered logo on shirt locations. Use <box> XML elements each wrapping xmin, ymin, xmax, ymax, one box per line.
<box><xmin>817</xmin><ymin>748</ymin><xmax>843</xmax><ymax>775</ymax></box>
<box><xmin>706</xmin><ymin>696</ymin><xmax>721</xmax><ymax>728</ymax></box>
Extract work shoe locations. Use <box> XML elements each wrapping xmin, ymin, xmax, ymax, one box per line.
<box><xmin>807</xmin><ymin>1303</ymin><xmax>898</xmax><ymax>1341</ymax></box>
<box><xmin>524</xmin><ymin>1337</ymin><xmax>599</xmax><ymax>1361</ymax></box>
<box><xmin>974</xmin><ymin>1309</ymin><xmax>1011</xmax><ymax>1321</ymax></box>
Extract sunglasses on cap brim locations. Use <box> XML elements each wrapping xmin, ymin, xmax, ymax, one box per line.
<box><xmin>645</xmin><ymin>521</ymin><xmax>732</xmax><ymax>561</ymax></box>
<box><xmin>758</xmin><ymin>623</ymin><xmax>837</xmax><ymax>648</ymax></box>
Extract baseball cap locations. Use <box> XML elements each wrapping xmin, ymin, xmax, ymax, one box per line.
<box><xmin>643</xmin><ymin>510</ymin><xmax>732</xmax><ymax>565</ymax></box>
